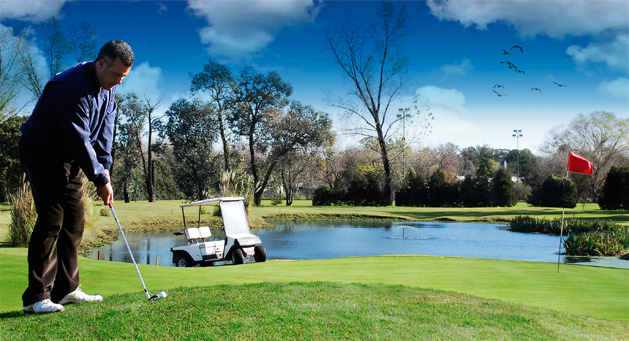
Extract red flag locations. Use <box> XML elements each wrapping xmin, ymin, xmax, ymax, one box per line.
<box><xmin>567</xmin><ymin>152</ymin><xmax>593</xmax><ymax>174</ymax></box>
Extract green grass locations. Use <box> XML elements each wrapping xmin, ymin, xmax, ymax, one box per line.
<box><xmin>1</xmin><ymin>200</ymin><xmax>628</xmax><ymax>338</ymax></box>
<box><xmin>1</xmin><ymin>248</ymin><xmax>628</xmax><ymax>320</ymax></box>
<box><xmin>2</xmin><ymin>282</ymin><xmax>627</xmax><ymax>340</ymax></box>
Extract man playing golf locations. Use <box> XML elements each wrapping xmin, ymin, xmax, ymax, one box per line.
<box><xmin>19</xmin><ymin>40</ymin><xmax>134</xmax><ymax>314</ymax></box>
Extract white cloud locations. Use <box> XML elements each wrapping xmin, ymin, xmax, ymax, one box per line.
<box><xmin>0</xmin><ymin>0</ymin><xmax>67</xmax><ymax>22</ymax></box>
<box><xmin>187</xmin><ymin>0</ymin><xmax>322</xmax><ymax>60</ymax></box>
<box><xmin>415</xmin><ymin>85</ymin><xmax>484</xmax><ymax>147</ymax></box>
<box><xmin>417</xmin><ymin>85</ymin><xmax>467</xmax><ymax>114</ymax></box>
<box><xmin>441</xmin><ymin>58</ymin><xmax>472</xmax><ymax>77</ymax></box>
<box><xmin>566</xmin><ymin>34</ymin><xmax>629</xmax><ymax>74</ymax></box>
<box><xmin>118</xmin><ymin>62</ymin><xmax>163</xmax><ymax>102</ymax></box>
<box><xmin>426</xmin><ymin>0</ymin><xmax>628</xmax><ymax>38</ymax></box>
<box><xmin>598</xmin><ymin>77</ymin><xmax>629</xmax><ymax>99</ymax></box>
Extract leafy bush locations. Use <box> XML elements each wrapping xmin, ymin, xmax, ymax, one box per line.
<box><xmin>598</xmin><ymin>166</ymin><xmax>629</xmax><ymax>210</ymax></box>
<box><xmin>312</xmin><ymin>185</ymin><xmax>345</xmax><ymax>206</ymax></box>
<box><xmin>509</xmin><ymin>216</ymin><xmax>628</xmax><ymax>256</ymax></box>
<box><xmin>491</xmin><ymin>168</ymin><xmax>516</xmax><ymax>207</ymax></box>
<box><xmin>528</xmin><ymin>175</ymin><xmax>577</xmax><ymax>208</ymax></box>
<box><xmin>564</xmin><ymin>226</ymin><xmax>629</xmax><ymax>256</ymax></box>
<box><xmin>427</xmin><ymin>169</ymin><xmax>458</xmax><ymax>207</ymax></box>
<box><xmin>395</xmin><ymin>170</ymin><xmax>427</xmax><ymax>207</ymax></box>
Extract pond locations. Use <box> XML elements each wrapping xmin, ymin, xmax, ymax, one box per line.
<box><xmin>87</xmin><ymin>221</ymin><xmax>629</xmax><ymax>269</ymax></box>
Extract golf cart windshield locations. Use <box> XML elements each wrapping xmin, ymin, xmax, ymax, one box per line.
<box><xmin>220</xmin><ymin>200</ymin><xmax>251</xmax><ymax>235</ymax></box>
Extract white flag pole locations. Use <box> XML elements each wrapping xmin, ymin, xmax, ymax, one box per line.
<box><xmin>557</xmin><ymin>168</ymin><xmax>569</xmax><ymax>272</ymax></box>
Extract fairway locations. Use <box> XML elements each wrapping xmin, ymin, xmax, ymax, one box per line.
<box><xmin>1</xmin><ymin>248</ymin><xmax>627</xmax><ymax>321</ymax></box>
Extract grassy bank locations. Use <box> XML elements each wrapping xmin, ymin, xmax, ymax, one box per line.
<box><xmin>2</xmin><ymin>282</ymin><xmax>627</xmax><ymax>339</ymax></box>
<box><xmin>1</xmin><ymin>248</ymin><xmax>628</xmax><ymax>321</ymax></box>
<box><xmin>2</xmin><ymin>200</ymin><xmax>628</xmax><ymax>247</ymax></box>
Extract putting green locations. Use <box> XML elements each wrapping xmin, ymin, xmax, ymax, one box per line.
<box><xmin>1</xmin><ymin>248</ymin><xmax>627</xmax><ymax>320</ymax></box>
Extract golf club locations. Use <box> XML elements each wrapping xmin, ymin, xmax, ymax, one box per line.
<box><xmin>109</xmin><ymin>203</ymin><xmax>165</xmax><ymax>301</ymax></box>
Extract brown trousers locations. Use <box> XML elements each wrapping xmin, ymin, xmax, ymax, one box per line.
<box><xmin>19</xmin><ymin>137</ymin><xmax>84</xmax><ymax>306</ymax></box>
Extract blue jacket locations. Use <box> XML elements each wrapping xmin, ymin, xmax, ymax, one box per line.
<box><xmin>21</xmin><ymin>61</ymin><xmax>116</xmax><ymax>188</ymax></box>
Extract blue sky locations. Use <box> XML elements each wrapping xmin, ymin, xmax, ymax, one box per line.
<box><xmin>1</xmin><ymin>0</ymin><xmax>627</xmax><ymax>153</ymax></box>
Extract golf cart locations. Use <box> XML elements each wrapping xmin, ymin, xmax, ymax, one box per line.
<box><xmin>170</xmin><ymin>197</ymin><xmax>266</xmax><ymax>267</ymax></box>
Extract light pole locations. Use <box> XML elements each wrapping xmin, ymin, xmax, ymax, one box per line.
<box><xmin>398</xmin><ymin>108</ymin><xmax>410</xmax><ymax>173</ymax></box>
<box><xmin>512</xmin><ymin>129</ymin><xmax>523</xmax><ymax>202</ymax></box>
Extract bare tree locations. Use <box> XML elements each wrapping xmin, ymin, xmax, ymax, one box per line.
<box><xmin>70</xmin><ymin>21</ymin><xmax>97</xmax><ymax>63</ymax></box>
<box><xmin>542</xmin><ymin>111</ymin><xmax>629</xmax><ymax>201</ymax></box>
<box><xmin>0</xmin><ymin>26</ymin><xmax>25</xmax><ymax>116</ymax></box>
<box><xmin>324</xmin><ymin>1</ymin><xmax>410</xmax><ymax>204</ymax></box>
<box><xmin>40</xmin><ymin>17</ymin><xmax>69</xmax><ymax>78</ymax></box>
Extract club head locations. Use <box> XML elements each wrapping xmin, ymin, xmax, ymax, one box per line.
<box><xmin>148</xmin><ymin>291</ymin><xmax>167</xmax><ymax>301</ymax></box>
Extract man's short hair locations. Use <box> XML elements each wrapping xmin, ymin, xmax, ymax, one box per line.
<box><xmin>96</xmin><ymin>40</ymin><xmax>134</xmax><ymax>67</ymax></box>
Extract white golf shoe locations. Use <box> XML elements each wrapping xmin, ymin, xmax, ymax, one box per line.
<box><xmin>59</xmin><ymin>287</ymin><xmax>103</xmax><ymax>305</ymax></box>
<box><xmin>23</xmin><ymin>299</ymin><xmax>65</xmax><ymax>314</ymax></box>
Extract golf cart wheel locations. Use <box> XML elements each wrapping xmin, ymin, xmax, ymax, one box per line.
<box><xmin>174</xmin><ymin>253</ymin><xmax>194</xmax><ymax>267</ymax></box>
<box><xmin>231</xmin><ymin>248</ymin><xmax>244</xmax><ymax>265</ymax></box>
<box><xmin>254</xmin><ymin>245</ymin><xmax>267</xmax><ymax>262</ymax></box>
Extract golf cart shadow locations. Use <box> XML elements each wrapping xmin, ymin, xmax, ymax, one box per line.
<box><xmin>171</xmin><ymin>197</ymin><xmax>266</xmax><ymax>267</ymax></box>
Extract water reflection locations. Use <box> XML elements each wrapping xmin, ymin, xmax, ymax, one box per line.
<box><xmin>88</xmin><ymin>221</ymin><xmax>629</xmax><ymax>269</ymax></box>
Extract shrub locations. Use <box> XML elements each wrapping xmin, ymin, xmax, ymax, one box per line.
<box><xmin>345</xmin><ymin>172</ymin><xmax>387</xmax><ymax>206</ymax></box>
<box><xmin>491</xmin><ymin>168</ymin><xmax>516</xmax><ymax>207</ymax></box>
<box><xmin>8</xmin><ymin>183</ymin><xmax>37</xmax><ymax>247</ymax></box>
<box><xmin>395</xmin><ymin>170</ymin><xmax>427</xmax><ymax>207</ymax></box>
<box><xmin>312</xmin><ymin>185</ymin><xmax>345</xmax><ymax>206</ymax></box>
<box><xmin>509</xmin><ymin>216</ymin><xmax>628</xmax><ymax>256</ymax></box>
<box><xmin>528</xmin><ymin>175</ymin><xmax>577</xmax><ymax>208</ymax></box>
<box><xmin>427</xmin><ymin>169</ymin><xmax>458</xmax><ymax>207</ymax></box>
<box><xmin>599</xmin><ymin>166</ymin><xmax>629</xmax><ymax>210</ymax></box>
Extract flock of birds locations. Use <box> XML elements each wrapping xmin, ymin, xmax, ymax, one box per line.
<box><xmin>492</xmin><ymin>45</ymin><xmax>567</xmax><ymax>97</ymax></box>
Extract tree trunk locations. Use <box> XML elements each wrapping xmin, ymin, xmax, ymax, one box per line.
<box><xmin>218</xmin><ymin>107</ymin><xmax>230</xmax><ymax>171</ymax></box>
<box><xmin>146</xmin><ymin>115</ymin><xmax>155</xmax><ymax>202</ymax></box>
<box><xmin>376</xmin><ymin>125</ymin><xmax>393</xmax><ymax>205</ymax></box>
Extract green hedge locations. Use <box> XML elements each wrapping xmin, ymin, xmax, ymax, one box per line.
<box><xmin>508</xmin><ymin>216</ymin><xmax>628</xmax><ymax>256</ymax></box>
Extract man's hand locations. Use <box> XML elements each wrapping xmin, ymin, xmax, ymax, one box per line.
<box><xmin>97</xmin><ymin>183</ymin><xmax>114</xmax><ymax>206</ymax></box>
<box><xmin>97</xmin><ymin>169</ymin><xmax>114</xmax><ymax>205</ymax></box>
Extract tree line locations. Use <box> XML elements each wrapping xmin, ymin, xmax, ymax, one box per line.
<box><xmin>1</xmin><ymin>4</ymin><xmax>627</xmax><ymax>208</ymax></box>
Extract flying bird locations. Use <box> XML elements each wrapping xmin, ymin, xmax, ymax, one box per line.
<box><xmin>500</xmin><ymin>61</ymin><xmax>517</xmax><ymax>69</ymax></box>
<box><xmin>552</xmin><ymin>81</ymin><xmax>568</xmax><ymax>87</ymax></box>
<box><xmin>493</xmin><ymin>84</ymin><xmax>505</xmax><ymax>89</ymax></box>
<box><xmin>493</xmin><ymin>90</ymin><xmax>507</xmax><ymax>97</ymax></box>
<box><xmin>515</xmin><ymin>69</ymin><xmax>526</xmax><ymax>75</ymax></box>
<box><xmin>502</xmin><ymin>49</ymin><xmax>512</xmax><ymax>55</ymax></box>
<box><xmin>531</xmin><ymin>87</ymin><xmax>541</xmax><ymax>93</ymax></box>
<box><xmin>511</xmin><ymin>45</ymin><xmax>524</xmax><ymax>53</ymax></box>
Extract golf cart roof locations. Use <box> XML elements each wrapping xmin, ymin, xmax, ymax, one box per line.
<box><xmin>180</xmin><ymin>197</ymin><xmax>245</xmax><ymax>208</ymax></box>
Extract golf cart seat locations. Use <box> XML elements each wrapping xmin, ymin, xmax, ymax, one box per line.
<box><xmin>185</xmin><ymin>226</ymin><xmax>212</xmax><ymax>245</ymax></box>
<box><xmin>184</xmin><ymin>228</ymin><xmax>201</xmax><ymax>244</ymax></box>
<box><xmin>198</xmin><ymin>226</ymin><xmax>211</xmax><ymax>240</ymax></box>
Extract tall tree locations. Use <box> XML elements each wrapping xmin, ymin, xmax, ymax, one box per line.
<box><xmin>273</xmin><ymin>102</ymin><xmax>333</xmax><ymax>206</ymax></box>
<box><xmin>17</xmin><ymin>29</ymin><xmax>44</xmax><ymax>99</ymax></box>
<box><xmin>115</xmin><ymin>92</ymin><xmax>162</xmax><ymax>202</ymax></box>
<box><xmin>325</xmin><ymin>1</ymin><xmax>410</xmax><ymax>205</ymax></box>
<box><xmin>40</xmin><ymin>17</ymin><xmax>69</xmax><ymax>77</ymax></box>
<box><xmin>230</xmin><ymin>67</ymin><xmax>292</xmax><ymax>205</ymax></box>
<box><xmin>190</xmin><ymin>60</ymin><xmax>236</xmax><ymax>171</ymax></box>
<box><xmin>0</xmin><ymin>26</ymin><xmax>25</xmax><ymax>115</ymax></box>
<box><xmin>159</xmin><ymin>99</ymin><xmax>218</xmax><ymax>200</ymax></box>
<box><xmin>69</xmin><ymin>21</ymin><xmax>97</xmax><ymax>63</ymax></box>
<box><xmin>0</xmin><ymin>115</ymin><xmax>28</xmax><ymax>202</ymax></box>
<box><xmin>542</xmin><ymin>111</ymin><xmax>628</xmax><ymax>201</ymax></box>
<box><xmin>114</xmin><ymin>93</ymin><xmax>145</xmax><ymax>202</ymax></box>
